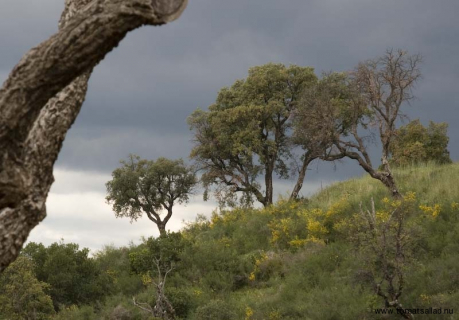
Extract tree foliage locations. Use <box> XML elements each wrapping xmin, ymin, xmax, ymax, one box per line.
<box><xmin>22</xmin><ymin>241</ymin><xmax>111</xmax><ymax>310</ymax></box>
<box><xmin>294</xmin><ymin>49</ymin><xmax>422</xmax><ymax>199</ymax></box>
<box><xmin>390</xmin><ymin>119</ymin><xmax>451</xmax><ymax>166</ymax></box>
<box><xmin>106</xmin><ymin>155</ymin><xmax>197</xmax><ymax>235</ymax></box>
<box><xmin>129</xmin><ymin>232</ymin><xmax>187</xmax><ymax>276</ymax></box>
<box><xmin>0</xmin><ymin>256</ymin><xmax>55</xmax><ymax>319</ymax></box>
<box><xmin>188</xmin><ymin>63</ymin><xmax>317</xmax><ymax>207</ymax></box>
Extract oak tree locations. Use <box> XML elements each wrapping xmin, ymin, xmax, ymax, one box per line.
<box><xmin>188</xmin><ymin>63</ymin><xmax>317</xmax><ymax>207</ymax></box>
<box><xmin>106</xmin><ymin>156</ymin><xmax>196</xmax><ymax>236</ymax></box>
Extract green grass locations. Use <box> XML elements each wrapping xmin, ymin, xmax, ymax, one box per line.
<box><xmin>309</xmin><ymin>162</ymin><xmax>459</xmax><ymax>209</ymax></box>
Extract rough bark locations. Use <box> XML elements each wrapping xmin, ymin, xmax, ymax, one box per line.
<box><xmin>264</xmin><ymin>162</ymin><xmax>274</xmax><ymax>207</ymax></box>
<box><xmin>336</xmin><ymin>147</ymin><xmax>403</xmax><ymax>199</ymax></box>
<box><xmin>289</xmin><ymin>151</ymin><xmax>316</xmax><ymax>201</ymax></box>
<box><xmin>0</xmin><ymin>0</ymin><xmax>187</xmax><ymax>272</ymax></box>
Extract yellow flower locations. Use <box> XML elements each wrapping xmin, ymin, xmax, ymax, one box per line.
<box><xmin>405</xmin><ymin>191</ymin><xmax>416</xmax><ymax>202</ymax></box>
<box><xmin>245</xmin><ymin>307</ymin><xmax>254</xmax><ymax>320</ymax></box>
<box><xmin>306</xmin><ymin>236</ymin><xmax>326</xmax><ymax>245</ymax></box>
<box><xmin>420</xmin><ymin>294</ymin><xmax>430</xmax><ymax>303</ymax></box>
<box><xmin>390</xmin><ymin>200</ymin><xmax>402</xmax><ymax>208</ymax></box>
<box><xmin>271</xmin><ymin>230</ymin><xmax>280</xmax><ymax>243</ymax></box>
<box><xmin>375</xmin><ymin>210</ymin><xmax>390</xmax><ymax>222</ymax></box>
<box><xmin>307</xmin><ymin>218</ymin><xmax>327</xmax><ymax>234</ymax></box>
<box><xmin>248</xmin><ymin>272</ymin><xmax>256</xmax><ymax>281</ymax></box>
<box><xmin>326</xmin><ymin>196</ymin><xmax>349</xmax><ymax>217</ymax></box>
<box><xmin>141</xmin><ymin>272</ymin><xmax>152</xmax><ymax>286</ymax></box>
<box><xmin>289</xmin><ymin>237</ymin><xmax>307</xmax><ymax>248</ymax></box>
<box><xmin>419</xmin><ymin>204</ymin><xmax>441</xmax><ymax>218</ymax></box>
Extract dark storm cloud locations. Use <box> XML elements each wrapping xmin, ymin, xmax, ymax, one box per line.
<box><xmin>0</xmin><ymin>1</ymin><xmax>63</xmax><ymax>71</ymax></box>
<box><xmin>1</xmin><ymin>0</ymin><xmax>458</xmax><ymax>176</ymax></box>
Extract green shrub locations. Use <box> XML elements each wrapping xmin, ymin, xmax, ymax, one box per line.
<box><xmin>193</xmin><ymin>299</ymin><xmax>239</xmax><ymax>320</ymax></box>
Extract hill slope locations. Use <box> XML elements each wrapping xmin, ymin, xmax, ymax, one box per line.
<box><xmin>4</xmin><ymin>163</ymin><xmax>459</xmax><ymax>320</ymax></box>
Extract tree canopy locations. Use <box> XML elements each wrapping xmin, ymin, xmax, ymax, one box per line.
<box><xmin>390</xmin><ymin>119</ymin><xmax>451</xmax><ymax>166</ymax></box>
<box><xmin>294</xmin><ymin>50</ymin><xmax>422</xmax><ymax>199</ymax></box>
<box><xmin>189</xmin><ymin>63</ymin><xmax>317</xmax><ymax>207</ymax></box>
<box><xmin>22</xmin><ymin>241</ymin><xmax>111</xmax><ymax>310</ymax></box>
<box><xmin>106</xmin><ymin>155</ymin><xmax>197</xmax><ymax>235</ymax></box>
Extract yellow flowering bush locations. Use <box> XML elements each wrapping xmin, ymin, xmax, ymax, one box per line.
<box><xmin>419</xmin><ymin>204</ymin><xmax>441</xmax><ymax>218</ymax></box>
<box><xmin>307</xmin><ymin>218</ymin><xmax>328</xmax><ymax>240</ymax></box>
<box><xmin>268</xmin><ymin>217</ymin><xmax>293</xmax><ymax>246</ymax></box>
<box><xmin>267</xmin><ymin>195</ymin><xmax>352</xmax><ymax>248</ymax></box>
<box><xmin>248</xmin><ymin>252</ymin><xmax>268</xmax><ymax>282</ymax></box>
<box><xmin>288</xmin><ymin>236</ymin><xmax>308</xmax><ymax>248</ymax></box>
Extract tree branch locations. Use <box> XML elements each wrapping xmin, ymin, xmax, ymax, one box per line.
<box><xmin>0</xmin><ymin>0</ymin><xmax>187</xmax><ymax>272</ymax></box>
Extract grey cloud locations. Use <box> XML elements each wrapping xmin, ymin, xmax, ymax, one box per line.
<box><xmin>56</xmin><ymin>126</ymin><xmax>194</xmax><ymax>172</ymax></box>
<box><xmin>1</xmin><ymin>0</ymin><xmax>458</xmax><ymax>175</ymax></box>
<box><xmin>5</xmin><ymin>0</ymin><xmax>456</xmax><ymax>253</ymax></box>
<box><xmin>0</xmin><ymin>0</ymin><xmax>62</xmax><ymax>73</ymax></box>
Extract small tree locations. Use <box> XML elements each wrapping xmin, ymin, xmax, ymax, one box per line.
<box><xmin>188</xmin><ymin>63</ymin><xmax>317</xmax><ymax>207</ymax></box>
<box><xmin>0</xmin><ymin>256</ymin><xmax>55</xmax><ymax>319</ymax></box>
<box><xmin>390</xmin><ymin>119</ymin><xmax>451</xmax><ymax>166</ymax></box>
<box><xmin>133</xmin><ymin>257</ymin><xmax>176</xmax><ymax>319</ymax></box>
<box><xmin>130</xmin><ymin>233</ymin><xmax>187</xmax><ymax>320</ymax></box>
<box><xmin>295</xmin><ymin>50</ymin><xmax>422</xmax><ymax>199</ymax></box>
<box><xmin>106</xmin><ymin>155</ymin><xmax>196</xmax><ymax>236</ymax></box>
<box><xmin>349</xmin><ymin>198</ymin><xmax>419</xmax><ymax>319</ymax></box>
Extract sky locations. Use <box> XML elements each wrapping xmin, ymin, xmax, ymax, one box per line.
<box><xmin>1</xmin><ymin>0</ymin><xmax>458</xmax><ymax>253</ymax></box>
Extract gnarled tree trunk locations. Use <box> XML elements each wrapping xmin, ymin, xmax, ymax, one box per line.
<box><xmin>0</xmin><ymin>0</ymin><xmax>187</xmax><ymax>272</ymax></box>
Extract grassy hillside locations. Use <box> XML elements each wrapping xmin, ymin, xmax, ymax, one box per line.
<box><xmin>3</xmin><ymin>163</ymin><xmax>459</xmax><ymax>319</ymax></box>
<box><xmin>310</xmin><ymin>161</ymin><xmax>459</xmax><ymax>209</ymax></box>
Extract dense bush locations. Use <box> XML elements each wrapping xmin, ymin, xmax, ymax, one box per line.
<box><xmin>390</xmin><ymin>119</ymin><xmax>451</xmax><ymax>166</ymax></box>
<box><xmin>22</xmin><ymin>241</ymin><xmax>113</xmax><ymax>310</ymax></box>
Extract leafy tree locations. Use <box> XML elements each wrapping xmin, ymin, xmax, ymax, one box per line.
<box><xmin>129</xmin><ymin>232</ymin><xmax>188</xmax><ymax>276</ymax></box>
<box><xmin>130</xmin><ymin>233</ymin><xmax>188</xmax><ymax>320</ymax></box>
<box><xmin>390</xmin><ymin>119</ymin><xmax>451</xmax><ymax>166</ymax></box>
<box><xmin>93</xmin><ymin>245</ymin><xmax>144</xmax><ymax>296</ymax></box>
<box><xmin>295</xmin><ymin>50</ymin><xmax>422</xmax><ymax>199</ymax></box>
<box><xmin>22</xmin><ymin>241</ymin><xmax>111</xmax><ymax>310</ymax></box>
<box><xmin>106</xmin><ymin>155</ymin><xmax>197</xmax><ymax>236</ymax></box>
<box><xmin>188</xmin><ymin>63</ymin><xmax>317</xmax><ymax>207</ymax></box>
<box><xmin>0</xmin><ymin>256</ymin><xmax>55</xmax><ymax>319</ymax></box>
<box><xmin>344</xmin><ymin>198</ymin><xmax>420</xmax><ymax>319</ymax></box>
